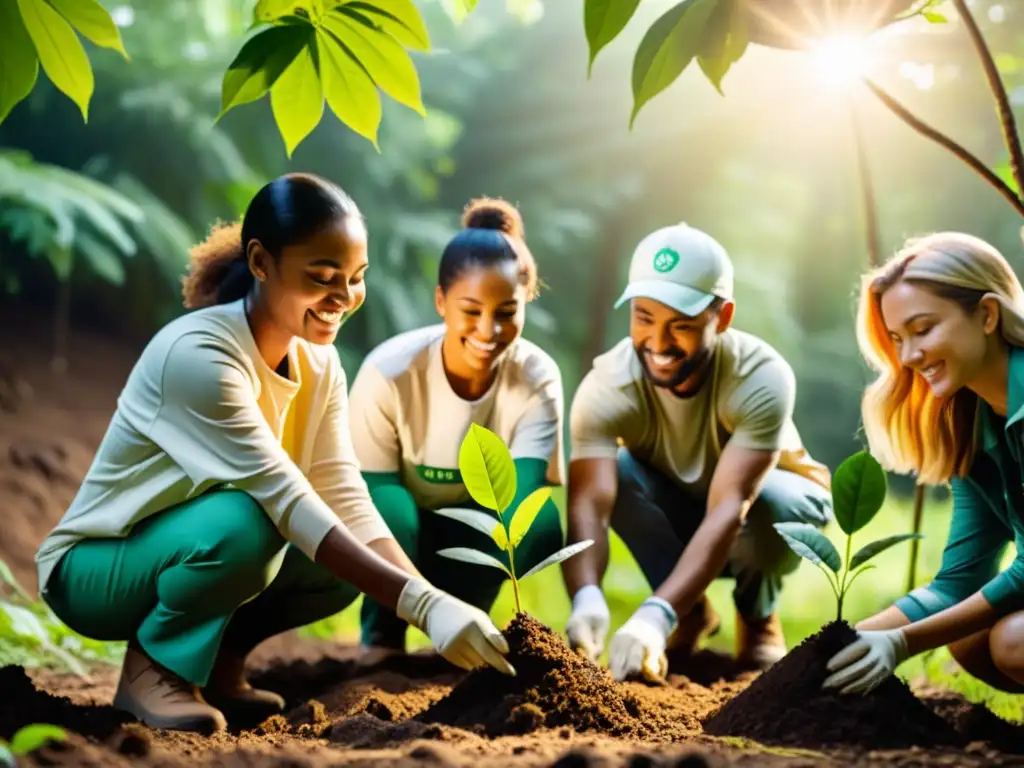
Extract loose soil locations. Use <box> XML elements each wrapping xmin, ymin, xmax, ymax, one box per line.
<box><xmin>3</xmin><ymin>301</ymin><xmax>1024</xmax><ymax>766</ymax></box>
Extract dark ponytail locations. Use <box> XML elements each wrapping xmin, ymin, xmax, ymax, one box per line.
<box><xmin>182</xmin><ymin>172</ymin><xmax>362</xmax><ymax>309</ymax></box>
<box><xmin>437</xmin><ymin>196</ymin><xmax>539</xmax><ymax>301</ymax></box>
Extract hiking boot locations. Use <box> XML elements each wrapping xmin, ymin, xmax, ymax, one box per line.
<box><xmin>200</xmin><ymin>650</ymin><xmax>285</xmax><ymax>725</ymax></box>
<box><xmin>113</xmin><ymin>645</ymin><xmax>226</xmax><ymax>733</ymax></box>
<box><xmin>666</xmin><ymin>593</ymin><xmax>721</xmax><ymax>657</ymax></box>
<box><xmin>736</xmin><ymin>611</ymin><xmax>787</xmax><ymax>669</ymax></box>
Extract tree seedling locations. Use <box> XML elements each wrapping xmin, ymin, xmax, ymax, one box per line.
<box><xmin>773</xmin><ymin>451</ymin><xmax>923</xmax><ymax>621</ymax></box>
<box><xmin>432</xmin><ymin>424</ymin><xmax>593</xmax><ymax>615</ymax></box>
<box><xmin>0</xmin><ymin>724</ymin><xmax>66</xmax><ymax>767</ymax></box>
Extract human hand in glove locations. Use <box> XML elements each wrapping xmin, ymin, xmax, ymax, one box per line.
<box><xmin>397</xmin><ymin>579</ymin><xmax>515</xmax><ymax>676</ymax></box>
<box><xmin>608</xmin><ymin>597</ymin><xmax>678</xmax><ymax>683</ymax></box>
<box><xmin>565</xmin><ymin>584</ymin><xmax>611</xmax><ymax>661</ymax></box>
<box><xmin>822</xmin><ymin>628</ymin><xmax>909</xmax><ymax>695</ymax></box>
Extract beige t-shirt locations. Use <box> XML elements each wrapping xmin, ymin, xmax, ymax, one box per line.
<box><xmin>348</xmin><ymin>325</ymin><xmax>565</xmax><ymax>510</ymax></box>
<box><xmin>35</xmin><ymin>299</ymin><xmax>392</xmax><ymax>592</ymax></box>
<box><xmin>570</xmin><ymin>331</ymin><xmax>830</xmax><ymax>495</ymax></box>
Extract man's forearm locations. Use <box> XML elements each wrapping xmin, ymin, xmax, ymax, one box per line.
<box><xmin>563</xmin><ymin>500</ymin><xmax>611</xmax><ymax>597</ymax></box>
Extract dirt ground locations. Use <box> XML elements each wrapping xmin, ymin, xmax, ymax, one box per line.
<box><xmin>3</xmin><ymin>302</ymin><xmax>1024</xmax><ymax>767</ymax></box>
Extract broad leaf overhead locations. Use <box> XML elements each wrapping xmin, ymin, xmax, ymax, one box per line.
<box><xmin>16</xmin><ymin>0</ymin><xmax>95</xmax><ymax>121</ymax></box>
<box><xmin>584</xmin><ymin>0</ymin><xmax>641</xmax><ymax>75</ymax></box>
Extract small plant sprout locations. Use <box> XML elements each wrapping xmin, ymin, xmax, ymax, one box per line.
<box><xmin>432</xmin><ymin>424</ymin><xmax>593</xmax><ymax>615</ymax></box>
<box><xmin>773</xmin><ymin>450</ymin><xmax>923</xmax><ymax>621</ymax></box>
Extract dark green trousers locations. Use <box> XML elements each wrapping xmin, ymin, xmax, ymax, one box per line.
<box><xmin>43</xmin><ymin>490</ymin><xmax>358</xmax><ymax>686</ymax></box>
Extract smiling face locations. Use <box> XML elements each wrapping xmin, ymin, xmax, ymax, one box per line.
<box><xmin>249</xmin><ymin>216</ymin><xmax>368</xmax><ymax>347</ymax></box>
<box><xmin>879</xmin><ymin>279</ymin><xmax>999</xmax><ymax>400</ymax></box>
<box><xmin>629</xmin><ymin>296</ymin><xmax>733</xmax><ymax>395</ymax></box>
<box><xmin>435</xmin><ymin>261</ymin><xmax>526</xmax><ymax>378</ymax></box>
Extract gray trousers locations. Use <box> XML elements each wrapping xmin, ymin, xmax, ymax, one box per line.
<box><xmin>611</xmin><ymin>448</ymin><xmax>833</xmax><ymax>621</ymax></box>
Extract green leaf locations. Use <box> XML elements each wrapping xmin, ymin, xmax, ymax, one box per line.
<box><xmin>325</xmin><ymin>9</ymin><xmax>425</xmax><ymax>114</ymax></box>
<box><xmin>254</xmin><ymin>0</ymin><xmax>306</xmax><ymax>22</ymax></box>
<box><xmin>442</xmin><ymin>0</ymin><xmax>478</xmax><ymax>24</ymax></box>
<box><xmin>630</xmin><ymin>0</ymin><xmax>721</xmax><ymax>129</ymax></box>
<box><xmin>773</xmin><ymin>522</ymin><xmax>841</xmax><ymax>573</ymax></box>
<box><xmin>315</xmin><ymin>26</ymin><xmax>381</xmax><ymax>149</ymax></box>
<box><xmin>10</xmin><ymin>725</ymin><xmax>66</xmax><ymax>756</ymax></box>
<box><xmin>509</xmin><ymin>487</ymin><xmax>551</xmax><ymax>547</ymax></box>
<box><xmin>220</xmin><ymin>24</ymin><xmax>310</xmax><ymax>117</ymax></box>
<box><xmin>16</xmin><ymin>0</ymin><xmax>94</xmax><ymax>121</ymax></box>
<box><xmin>342</xmin><ymin>1</ymin><xmax>431</xmax><ymax>51</ymax></box>
<box><xmin>832</xmin><ymin>451</ymin><xmax>888</xmax><ymax>535</ymax></box>
<box><xmin>850</xmin><ymin>533</ymin><xmax>924</xmax><ymax>570</ymax></box>
<box><xmin>519</xmin><ymin>540</ymin><xmax>595</xmax><ymax>580</ymax></box>
<box><xmin>922</xmin><ymin>11</ymin><xmax>947</xmax><ymax>22</ymax></box>
<box><xmin>584</xmin><ymin>0</ymin><xmax>641</xmax><ymax>76</ymax></box>
<box><xmin>0</xmin><ymin>558</ymin><xmax>32</xmax><ymax>603</ymax></box>
<box><xmin>0</xmin><ymin>1</ymin><xmax>39</xmax><ymax>123</ymax></box>
<box><xmin>458</xmin><ymin>424</ymin><xmax>517</xmax><ymax>514</ymax></box>
<box><xmin>436</xmin><ymin>547</ymin><xmax>512</xmax><ymax>576</ymax></box>
<box><xmin>45</xmin><ymin>0</ymin><xmax>128</xmax><ymax>58</ymax></box>
<box><xmin>432</xmin><ymin>507</ymin><xmax>500</xmax><ymax>538</ymax></box>
<box><xmin>696</xmin><ymin>0</ymin><xmax>748</xmax><ymax>94</ymax></box>
<box><xmin>492</xmin><ymin>523</ymin><xmax>508</xmax><ymax>551</ymax></box>
<box><xmin>77</xmin><ymin>231</ymin><xmax>126</xmax><ymax>285</ymax></box>
<box><xmin>269</xmin><ymin>36</ymin><xmax>323</xmax><ymax>157</ymax></box>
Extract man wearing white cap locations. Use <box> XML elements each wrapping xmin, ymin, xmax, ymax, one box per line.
<box><xmin>560</xmin><ymin>223</ymin><xmax>833</xmax><ymax>682</ymax></box>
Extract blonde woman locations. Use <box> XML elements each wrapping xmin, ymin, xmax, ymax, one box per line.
<box><xmin>823</xmin><ymin>231</ymin><xmax>1024</xmax><ymax>696</ymax></box>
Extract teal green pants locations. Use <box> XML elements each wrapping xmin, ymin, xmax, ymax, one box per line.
<box><xmin>42</xmin><ymin>490</ymin><xmax>358</xmax><ymax>687</ymax></box>
<box><xmin>359</xmin><ymin>477</ymin><xmax>563</xmax><ymax>649</ymax></box>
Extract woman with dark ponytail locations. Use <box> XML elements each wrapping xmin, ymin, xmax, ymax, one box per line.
<box><xmin>350</xmin><ymin>197</ymin><xmax>566</xmax><ymax>652</ymax></box>
<box><xmin>35</xmin><ymin>174</ymin><xmax>514</xmax><ymax>735</ymax></box>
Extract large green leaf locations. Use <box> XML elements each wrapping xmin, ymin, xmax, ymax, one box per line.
<box><xmin>220</xmin><ymin>24</ymin><xmax>310</xmax><ymax>117</ymax></box>
<box><xmin>509</xmin><ymin>487</ymin><xmax>551</xmax><ymax>547</ymax></box>
<box><xmin>324</xmin><ymin>9</ymin><xmax>424</xmax><ymax>114</ymax></box>
<box><xmin>832</xmin><ymin>451</ymin><xmax>888</xmax><ymax>535</ymax></box>
<box><xmin>10</xmin><ymin>725</ymin><xmax>66</xmax><ymax>756</ymax></box>
<box><xmin>254</xmin><ymin>0</ymin><xmax>310</xmax><ymax>22</ymax></box>
<box><xmin>269</xmin><ymin>36</ymin><xmax>324</xmax><ymax>157</ymax></box>
<box><xmin>432</xmin><ymin>506</ymin><xmax>501</xmax><ymax>538</ymax></box>
<box><xmin>77</xmin><ymin>231</ymin><xmax>126</xmax><ymax>285</ymax></box>
<box><xmin>45</xmin><ymin>0</ymin><xmax>128</xmax><ymax>58</ymax></box>
<box><xmin>0</xmin><ymin>1</ymin><xmax>39</xmax><ymax>123</ymax></box>
<box><xmin>630</xmin><ymin>0</ymin><xmax>721</xmax><ymax>128</ymax></box>
<box><xmin>519</xmin><ymin>540</ymin><xmax>595</xmax><ymax>580</ymax></box>
<box><xmin>436</xmin><ymin>546</ymin><xmax>511</xmax><ymax>576</ymax></box>
<box><xmin>584</xmin><ymin>0</ymin><xmax>640</xmax><ymax>75</ymax></box>
<box><xmin>342</xmin><ymin>1</ymin><xmax>431</xmax><ymax>51</ymax></box>
<box><xmin>850</xmin><ymin>533</ymin><xmax>923</xmax><ymax>570</ymax></box>
<box><xmin>315</xmin><ymin>26</ymin><xmax>381</xmax><ymax>148</ymax></box>
<box><xmin>773</xmin><ymin>522</ymin><xmax>841</xmax><ymax>573</ymax></box>
<box><xmin>16</xmin><ymin>0</ymin><xmax>94</xmax><ymax>121</ymax></box>
<box><xmin>458</xmin><ymin>423</ymin><xmax>517</xmax><ymax>514</ymax></box>
<box><xmin>696</xmin><ymin>0</ymin><xmax>747</xmax><ymax>94</ymax></box>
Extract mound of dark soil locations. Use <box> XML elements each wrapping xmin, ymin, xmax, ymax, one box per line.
<box><xmin>415</xmin><ymin>614</ymin><xmax>699</xmax><ymax>740</ymax></box>
<box><xmin>921</xmin><ymin>693</ymin><xmax>1024</xmax><ymax>754</ymax></box>
<box><xmin>702</xmin><ymin>620</ymin><xmax>964</xmax><ymax>750</ymax></box>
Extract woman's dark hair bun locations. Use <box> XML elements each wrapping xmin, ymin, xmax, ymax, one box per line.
<box><xmin>461</xmin><ymin>197</ymin><xmax>524</xmax><ymax>239</ymax></box>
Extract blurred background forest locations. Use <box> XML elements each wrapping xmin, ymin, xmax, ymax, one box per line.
<box><xmin>1</xmin><ymin>0</ymin><xmax>1022</xmax><ymax>719</ymax></box>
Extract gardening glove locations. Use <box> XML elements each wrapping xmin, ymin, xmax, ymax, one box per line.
<box><xmin>608</xmin><ymin>596</ymin><xmax>678</xmax><ymax>683</ymax></box>
<box><xmin>397</xmin><ymin>578</ymin><xmax>515</xmax><ymax>677</ymax></box>
<box><xmin>821</xmin><ymin>628</ymin><xmax>909</xmax><ymax>695</ymax></box>
<box><xmin>565</xmin><ymin>584</ymin><xmax>610</xmax><ymax>661</ymax></box>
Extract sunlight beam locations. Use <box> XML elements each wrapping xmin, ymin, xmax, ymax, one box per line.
<box><xmin>811</xmin><ymin>34</ymin><xmax>871</xmax><ymax>90</ymax></box>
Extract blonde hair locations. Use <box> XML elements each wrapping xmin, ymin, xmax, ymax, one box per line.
<box><xmin>856</xmin><ymin>231</ymin><xmax>1024</xmax><ymax>484</ymax></box>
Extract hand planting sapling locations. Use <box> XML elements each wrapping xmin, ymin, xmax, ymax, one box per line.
<box><xmin>432</xmin><ymin>423</ymin><xmax>593</xmax><ymax>616</ymax></box>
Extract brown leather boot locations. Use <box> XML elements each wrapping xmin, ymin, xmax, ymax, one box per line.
<box><xmin>112</xmin><ymin>645</ymin><xmax>226</xmax><ymax>733</ymax></box>
<box><xmin>736</xmin><ymin>611</ymin><xmax>787</xmax><ymax>669</ymax></box>
<box><xmin>666</xmin><ymin>593</ymin><xmax>721</xmax><ymax>657</ymax></box>
<box><xmin>200</xmin><ymin>649</ymin><xmax>285</xmax><ymax>725</ymax></box>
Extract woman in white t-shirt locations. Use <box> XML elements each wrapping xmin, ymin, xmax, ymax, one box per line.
<box><xmin>349</xmin><ymin>198</ymin><xmax>566</xmax><ymax>651</ymax></box>
<box><xmin>34</xmin><ymin>173</ymin><xmax>514</xmax><ymax>735</ymax></box>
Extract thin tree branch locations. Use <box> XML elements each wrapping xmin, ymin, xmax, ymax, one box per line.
<box><xmin>862</xmin><ymin>78</ymin><xmax>1024</xmax><ymax>217</ymax></box>
<box><xmin>951</xmin><ymin>0</ymin><xmax>1024</xmax><ymax>198</ymax></box>
<box><xmin>849</xmin><ymin>100</ymin><xmax>881</xmax><ymax>268</ymax></box>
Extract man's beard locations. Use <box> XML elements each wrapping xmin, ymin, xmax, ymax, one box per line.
<box><xmin>637</xmin><ymin>344</ymin><xmax>713</xmax><ymax>395</ymax></box>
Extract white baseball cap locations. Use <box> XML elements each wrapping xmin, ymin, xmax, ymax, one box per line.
<box><xmin>614</xmin><ymin>223</ymin><xmax>734</xmax><ymax>317</ymax></box>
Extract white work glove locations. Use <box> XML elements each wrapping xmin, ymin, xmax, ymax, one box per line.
<box><xmin>822</xmin><ymin>628</ymin><xmax>909</xmax><ymax>695</ymax></box>
<box><xmin>608</xmin><ymin>597</ymin><xmax>678</xmax><ymax>682</ymax></box>
<box><xmin>565</xmin><ymin>584</ymin><xmax>610</xmax><ymax>661</ymax></box>
<box><xmin>397</xmin><ymin>579</ymin><xmax>515</xmax><ymax>676</ymax></box>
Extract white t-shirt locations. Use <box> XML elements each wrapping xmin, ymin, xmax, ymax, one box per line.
<box><xmin>35</xmin><ymin>299</ymin><xmax>392</xmax><ymax>592</ymax></box>
<box><xmin>569</xmin><ymin>330</ymin><xmax>830</xmax><ymax>495</ymax></box>
<box><xmin>348</xmin><ymin>325</ymin><xmax>565</xmax><ymax>510</ymax></box>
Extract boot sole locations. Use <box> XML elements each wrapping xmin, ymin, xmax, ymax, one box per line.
<box><xmin>113</xmin><ymin>691</ymin><xmax>226</xmax><ymax>734</ymax></box>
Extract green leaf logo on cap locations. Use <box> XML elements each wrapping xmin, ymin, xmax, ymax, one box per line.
<box><xmin>652</xmin><ymin>247</ymin><xmax>679</xmax><ymax>273</ymax></box>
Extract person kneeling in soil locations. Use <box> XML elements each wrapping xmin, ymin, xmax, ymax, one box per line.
<box><xmin>823</xmin><ymin>232</ymin><xmax>1024</xmax><ymax>696</ymax></box>
<box><xmin>33</xmin><ymin>173</ymin><xmax>515</xmax><ymax>735</ymax></box>
<box><xmin>351</xmin><ymin>198</ymin><xmax>566</xmax><ymax>653</ymax></box>
<box><xmin>560</xmin><ymin>223</ymin><xmax>834</xmax><ymax>682</ymax></box>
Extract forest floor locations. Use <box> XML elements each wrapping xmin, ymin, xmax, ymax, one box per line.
<box><xmin>2</xmin><ymin>303</ymin><xmax>1024</xmax><ymax>767</ymax></box>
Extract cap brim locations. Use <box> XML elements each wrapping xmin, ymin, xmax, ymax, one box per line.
<box><xmin>614</xmin><ymin>281</ymin><xmax>717</xmax><ymax>317</ymax></box>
